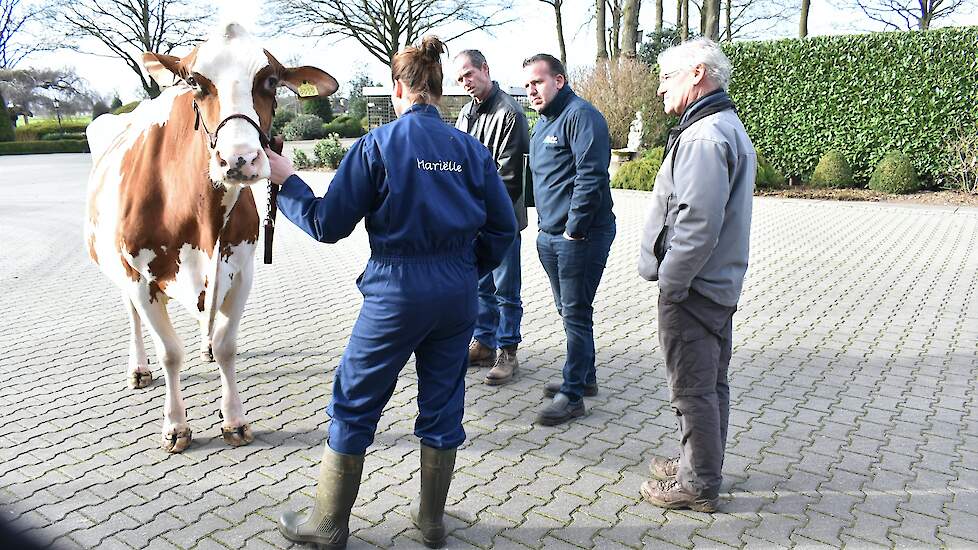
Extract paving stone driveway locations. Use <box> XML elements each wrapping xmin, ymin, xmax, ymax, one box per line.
<box><xmin>1</xmin><ymin>153</ymin><xmax>977</xmax><ymax>550</ymax></box>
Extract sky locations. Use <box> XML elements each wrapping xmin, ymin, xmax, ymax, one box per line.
<box><xmin>22</xmin><ymin>0</ymin><xmax>978</xmax><ymax>104</ymax></box>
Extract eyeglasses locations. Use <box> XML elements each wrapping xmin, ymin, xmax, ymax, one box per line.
<box><xmin>658</xmin><ymin>69</ymin><xmax>686</xmax><ymax>84</ymax></box>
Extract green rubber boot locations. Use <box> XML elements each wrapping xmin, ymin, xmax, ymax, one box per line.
<box><xmin>278</xmin><ymin>445</ymin><xmax>364</xmax><ymax>549</ymax></box>
<box><xmin>411</xmin><ymin>443</ymin><xmax>457</xmax><ymax>549</ymax></box>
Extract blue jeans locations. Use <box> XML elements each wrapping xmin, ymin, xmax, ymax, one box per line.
<box><xmin>474</xmin><ymin>234</ymin><xmax>523</xmax><ymax>349</ymax></box>
<box><xmin>536</xmin><ymin>224</ymin><xmax>616</xmax><ymax>402</ymax></box>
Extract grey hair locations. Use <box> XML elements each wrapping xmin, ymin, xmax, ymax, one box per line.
<box><xmin>657</xmin><ymin>38</ymin><xmax>732</xmax><ymax>90</ymax></box>
<box><xmin>455</xmin><ymin>49</ymin><xmax>488</xmax><ymax>69</ymax></box>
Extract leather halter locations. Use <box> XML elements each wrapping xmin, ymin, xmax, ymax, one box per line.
<box><xmin>192</xmin><ymin>98</ymin><xmax>273</xmax><ymax>150</ymax></box>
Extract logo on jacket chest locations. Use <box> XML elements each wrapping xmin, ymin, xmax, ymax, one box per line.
<box><xmin>543</xmin><ymin>135</ymin><xmax>559</xmax><ymax>145</ymax></box>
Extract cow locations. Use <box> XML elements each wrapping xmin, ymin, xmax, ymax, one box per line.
<box><xmin>84</xmin><ymin>22</ymin><xmax>338</xmax><ymax>453</ymax></box>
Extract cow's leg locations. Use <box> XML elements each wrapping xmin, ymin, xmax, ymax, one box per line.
<box><xmin>123</xmin><ymin>291</ymin><xmax>153</xmax><ymax>389</ymax></box>
<box><xmin>212</xmin><ymin>268</ymin><xmax>254</xmax><ymax>447</ymax></box>
<box><xmin>130</xmin><ymin>290</ymin><xmax>192</xmax><ymax>453</ymax></box>
<box><xmin>199</xmin><ymin>318</ymin><xmax>214</xmax><ymax>363</ymax></box>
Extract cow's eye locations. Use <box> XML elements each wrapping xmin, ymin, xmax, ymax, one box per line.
<box><xmin>186</xmin><ymin>75</ymin><xmax>198</xmax><ymax>88</ymax></box>
<box><xmin>266</xmin><ymin>76</ymin><xmax>279</xmax><ymax>90</ymax></box>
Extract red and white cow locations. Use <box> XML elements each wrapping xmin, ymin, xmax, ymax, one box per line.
<box><xmin>85</xmin><ymin>23</ymin><xmax>337</xmax><ymax>452</ymax></box>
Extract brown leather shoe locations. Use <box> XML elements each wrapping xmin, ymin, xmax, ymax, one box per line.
<box><xmin>485</xmin><ymin>347</ymin><xmax>518</xmax><ymax>385</ymax></box>
<box><xmin>649</xmin><ymin>456</ymin><xmax>680</xmax><ymax>480</ymax></box>
<box><xmin>640</xmin><ymin>478</ymin><xmax>718</xmax><ymax>512</ymax></box>
<box><xmin>467</xmin><ymin>340</ymin><xmax>496</xmax><ymax>369</ymax></box>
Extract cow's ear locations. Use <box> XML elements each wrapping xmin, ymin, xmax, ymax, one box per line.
<box><xmin>142</xmin><ymin>53</ymin><xmax>183</xmax><ymax>87</ymax></box>
<box><xmin>282</xmin><ymin>67</ymin><xmax>339</xmax><ymax>98</ymax></box>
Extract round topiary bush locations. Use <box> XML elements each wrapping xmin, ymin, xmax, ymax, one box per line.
<box><xmin>611</xmin><ymin>146</ymin><xmax>663</xmax><ymax>191</ymax></box>
<box><xmin>314</xmin><ymin>133</ymin><xmax>348</xmax><ymax>169</ymax></box>
<box><xmin>755</xmin><ymin>152</ymin><xmax>785</xmax><ymax>190</ymax></box>
<box><xmin>810</xmin><ymin>150</ymin><xmax>855</xmax><ymax>188</ymax></box>
<box><xmin>283</xmin><ymin>114</ymin><xmax>324</xmax><ymax>141</ymax></box>
<box><xmin>869</xmin><ymin>151</ymin><xmax>919</xmax><ymax>194</ymax></box>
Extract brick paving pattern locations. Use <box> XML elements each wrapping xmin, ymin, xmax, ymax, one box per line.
<box><xmin>1</xmin><ymin>154</ymin><xmax>977</xmax><ymax>549</ymax></box>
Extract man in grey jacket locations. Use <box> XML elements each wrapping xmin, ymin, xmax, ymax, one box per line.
<box><xmin>454</xmin><ymin>50</ymin><xmax>530</xmax><ymax>386</ymax></box>
<box><xmin>637</xmin><ymin>38</ymin><xmax>755</xmax><ymax>512</ymax></box>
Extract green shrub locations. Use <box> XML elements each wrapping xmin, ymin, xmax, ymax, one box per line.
<box><xmin>0</xmin><ymin>93</ymin><xmax>14</xmax><ymax>142</ymax></box>
<box><xmin>869</xmin><ymin>151</ymin><xmax>919</xmax><ymax>194</ymax></box>
<box><xmin>0</xmin><ymin>139</ymin><xmax>90</xmax><ymax>155</ymax></box>
<box><xmin>322</xmin><ymin>116</ymin><xmax>365</xmax><ymax>138</ymax></box>
<box><xmin>724</xmin><ymin>27</ymin><xmax>978</xmax><ymax>187</ymax></box>
<box><xmin>92</xmin><ymin>101</ymin><xmax>111</xmax><ymax>119</ymax></box>
<box><xmin>271</xmin><ymin>110</ymin><xmax>296</xmax><ymax>136</ymax></box>
<box><xmin>612</xmin><ymin>147</ymin><xmax>664</xmax><ymax>190</ymax></box>
<box><xmin>302</xmin><ymin>96</ymin><xmax>333</xmax><ymax>123</ymax></box>
<box><xmin>40</xmin><ymin>132</ymin><xmax>86</xmax><ymax>141</ymax></box>
<box><xmin>292</xmin><ymin>149</ymin><xmax>314</xmax><ymax>169</ymax></box>
<box><xmin>947</xmin><ymin>130</ymin><xmax>978</xmax><ymax>194</ymax></box>
<box><xmin>314</xmin><ymin>134</ymin><xmax>348</xmax><ymax>169</ymax></box>
<box><xmin>113</xmin><ymin>101</ymin><xmax>140</xmax><ymax>115</ymax></box>
<box><xmin>15</xmin><ymin>119</ymin><xmax>90</xmax><ymax>141</ymax></box>
<box><xmin>283</xmin><ymin>114</ymin><xmax>324</xmax><ymax>141</ymax></box>
<box><xmin>755</xmin><ymin>152</ymin><xmax>786</xmax><ymax>190</ymax></box>
<box><xmin>810</xmin><ymin>150</ymin><xmax>855</xmax><ymax>188</ymax></box>
<box><xmin>110</xmin><ymin>97</ymin><xmax>123</xmax><ymax>110</ymax></box>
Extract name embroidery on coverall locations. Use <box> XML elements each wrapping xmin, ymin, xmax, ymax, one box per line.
<box><xmin>417</xmin><ymin>159</ymin><xmax>464</xmax><ymax>172</ymax></box>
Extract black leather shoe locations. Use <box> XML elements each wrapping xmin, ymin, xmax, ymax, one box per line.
<box><xmin>536</xmin><ymin>393</ymin><xmax>586</xmax><ymax>426</ymax></box>
<box><xmin>543</xmin><ymin>381</ymin><xmax>598</xmax><ymax>398</ymax></box>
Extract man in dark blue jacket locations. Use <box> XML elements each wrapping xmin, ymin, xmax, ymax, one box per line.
<box><xmin>523</xmin><ymin>54</ymin><xmax>616</xmax><ymax>426</ymax></box>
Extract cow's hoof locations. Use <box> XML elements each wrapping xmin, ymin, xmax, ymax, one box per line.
<box><xmin>128</xmin><ymin>370</ymin><xmax>153</xmax><ymax>389</ymax></box>
<box><xmin>161</xmin><ymin>427</ymin><xmax>192</xmax><ymax>453</ymax></box>
<box><xmin>201</xmin><ymin>346</ymin><xmax>214</xmax><ymax>363</ymax></box>
<box><xmin>221</xmin><ymin>424</ymin><xmax>254</xmax><ymax>447</ymax></box>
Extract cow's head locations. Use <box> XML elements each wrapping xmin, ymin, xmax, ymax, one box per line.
<box><xmin>142</xmin><ymin>23</ymin><xmax>338</xmax><ymax>186</ymax></box>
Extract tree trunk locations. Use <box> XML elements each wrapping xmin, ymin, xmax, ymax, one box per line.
<box><xmin>799</xmin><ymin>0</ymin><xmax>810</xmax><ymax>37</ymax></box>
<box><xmin>725</xmin><ymin>0</ymin><xmax>732</xmax><ymax>40</ymax></box>
<box><xmin>597</xmin><ymin>0</ymin><xmax>608</xmax><ymax>59</ymax></box>
<box><xmin>610</xmin><ymin>0</ymin><xmax>622</xmax><ymax>58</ymax></box>
<box><xmin>676</xmin><ymin>0</ymin><xmax>682</xmax><ymax>34</ymax></box>
<box><xmin>681</xmin><ymin>0</ymin><xmax>689</xmax><ymax>41</ymax></box>
<box><xmin>621</xmin><ymin>0</ymin><xmax>641</xmax><ymax>57</ymax></box>
<box><xmin>703</xmin><ymin>0</ymin><xmax>720</xmax><ymax>41</ymax></box>
<box><xmin>555</xmin><ymin>0</ymin><xmax>568</xmax><ymax>66</ymax></box>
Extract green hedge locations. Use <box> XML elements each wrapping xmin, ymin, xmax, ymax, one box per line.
<box><xmin>724</xmin><ymin>27</ymin><xmax>978</xmax><ymax>187</ymax></box>
<box><xmin>0</xmin><ymin>139</ymin><xmax>90</xmax><ymax>155</ymax></box>
<box><xmin>15</xmin><ymin>119</ymin><xmax>90</xmax><ymax>141</ymax></box>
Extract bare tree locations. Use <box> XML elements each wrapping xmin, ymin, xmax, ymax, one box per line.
<box><xmin>722</xmin><ymin>0</ymin><xmax>793</xmax><ymax>40</ymax></box>
<box><xmin>42</xmin><ymin>0</ymin><xmax>210</xmax><ymax>98</ymax></box>
<box><xmin>539</xmin><ymin>0</ymin><xmax>568</xmax><ymax>65</ymax></box>
<box><xmin>800</xmin><ymin>0</ymin><xmax>810</xmax><ymax>36</ymax></box>
<box><xmin>620</xmin><ymin>0</ymin><xmax>641</xmax><ymax>57</ymax></box>
<box><xmin>0</xmin><ymin>66</ymin><xmax>91</xmax><ymax>120</ymax></box>
<box><xmin>608</xmin><ymin>0</ymin><xmax>624</xmax><ymax>57</ymax></box>
<box><xmin>1</xmin><ymin>0</ymin><xmax>49</xmax><ymax>68</ymax></box>
<box><xmin>596</xmin><ymin>0</ymin><xmax>608</xmax><ymax>59</ymax></box>
<box><xmin>702</xmin><ymin>0</ymin><xmax>720</xmax><ymax>38</ymax></box>
<box><xmin>268</xmin><ymin>0</ymin><xmax>515</xmax><ymax>67</ymax></box>
<box><xmin>853</xmin><ymin>0</ymin><xmax>969</xmax><ymax>29</ymax></box>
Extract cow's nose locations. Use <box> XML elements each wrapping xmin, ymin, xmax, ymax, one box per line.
<box><xmin>217</xmin><ymin>149</ymin><xmax>263</xmax><ymax>181</ymax></box>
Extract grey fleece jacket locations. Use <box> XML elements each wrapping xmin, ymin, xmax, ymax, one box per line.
<box><xmin>637</xmin><ymin>94</ymin><xmax>756</xmax><ymax>307</ymax></box>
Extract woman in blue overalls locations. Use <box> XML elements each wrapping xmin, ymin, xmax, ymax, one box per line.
<box><xmin>268</xmin><ymin>37</ymin><xmax>516</xmax><ymax>550</ymax></box>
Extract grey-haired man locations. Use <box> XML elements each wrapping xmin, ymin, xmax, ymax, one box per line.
<box><xmin>638</xmin><ymin>38</ymin><xmax>755</xmax><ymax>512</ymax></box>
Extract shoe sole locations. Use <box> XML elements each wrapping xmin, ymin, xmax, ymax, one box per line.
<box><xmin>543</xmin><ymin>387</ymin><xmax>598</xmax><ymax>398</ymax></box>
<box><xmin>468</xmin><ymin>358</ymin><xmax>495</xmax><ymax>369</ymax></box>
<box><xmin>485</xmin><ymin>371</ymin><xmax>516</xmax><ymax>386</ymax></box>
<box><xmin>535</xmin><ymin>408</ymin><xmax>587</xmax><ymax>426</ymax></box>
<box><xmin>277</xmin><ymin>525</ymin><xmax>346</xmax><ymax>550</ymax></box>
<box><xmin>639</xmin><ymin>482</ymin><xmax>718</xmax><ymax>513</ymax></box>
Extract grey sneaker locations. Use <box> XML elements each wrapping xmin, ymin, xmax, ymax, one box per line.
<box><xmin>543</xmin><ymin>381</ymin><xmax>598</xmax><ymax>398</ymax></box>
<box><xmin>485</xmin><ymin>347</ymin><xmax>518</xmax><ymax>385</ymax></box>
<box><xmin>535</xmin><ymin>393</ymin><xmax>586</xmax><ymax>426</ymax></box>
<box><xmin>649</xmin><ymin>456</ymin><xmax>680</xmax><ymax>480</ymax></box>
<box><xmin>640</xmin><ymin>478</ymin><xmax>718</xmax><ymax>512</ymax></box>
<box><xmin>467</xmin><ymin>340</ymin><xmax>496</xmax><ymax>369</ymax></box>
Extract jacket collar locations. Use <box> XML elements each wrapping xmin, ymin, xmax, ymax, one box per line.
<box><xmin>540</xmin><ymin>85</ymin><xmax>575</xmax><ymax>119</ymax></box>
<box><xmin>404</xmin><ymin>103</ymin><xmax>441</xmax><ymax>117</ymax></box>
<box><xmin>680</xmin><ymin>88</ymin><xmax>728</xmax><ymax>125</ymax></box>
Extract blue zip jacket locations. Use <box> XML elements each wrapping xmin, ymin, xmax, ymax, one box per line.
<box><xmin>277</xmin><ymin>104</ymin><xmax>517</xmax><ymax>277</ymax></box>
<box><xmin>529</xmin><ymin>86</ymin><xmax>615</xmax><ymax>238</ymax></box>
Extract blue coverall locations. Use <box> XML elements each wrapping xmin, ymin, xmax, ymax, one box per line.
<box><xmin>277</xmin><ymin>103</ymin><xmax>517</xmax><ymax>455</ymax></box>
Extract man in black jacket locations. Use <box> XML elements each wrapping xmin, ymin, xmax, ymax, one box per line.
<box><xmin>454</xmin><ymin>50</ymin><xmax>530</xmax><ymax>386</ymax></box>
<box><xmin>523</xmin><ymin>54</ymin><xmax>616</xmax><ymax>426</ymax></box>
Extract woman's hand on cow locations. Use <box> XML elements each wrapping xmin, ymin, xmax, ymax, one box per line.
<box><xmin>265</xmin><ymin>147</ymin><xmax>296</xmax><ymax>186</ymax></box>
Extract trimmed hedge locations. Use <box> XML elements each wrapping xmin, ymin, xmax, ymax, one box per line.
<box><xmin>811</xmin><ymin>150</ymin><xmax>855</xmax><ymax>188</ymax></box>
<box><xmin>0</xmin><ymin>139</ymin><xmax>90</xmax><ymax>155</ymax></box>
<box><xmin>611</xmin><ymin>147</ymin><xmax>664</xmax><ymax>191</ymax></box>
<box><xmin>323</xmin><ymin>115</ymin><xmax>365</xmax><ymax>138</ymax></box>
<box><xmin>869</xmin><ymin>151</ymin><xmax>919</xmax><ymax>194</ymax></box>
<box><xmin>724</xmin><ymin>27</ymin><xmax>978</xmax><ymax>187</ymax></box>
<box><xmin>15</xmin><ymin>119</ymin><xmax>90</xmax><ymax>141</ymax></box>
<box><xmin>755</xmin><ymin>152</ymin><xmax>786</xmax><ymax>189</ymax></box>
<box><xmin>113</xmin><ymin>101</ymin><xmax>140</xmax><ymax>115</ymax></box>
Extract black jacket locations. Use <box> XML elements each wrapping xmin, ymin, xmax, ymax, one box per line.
<box><xmin>455</xmin><ymin>82</ymin><xmax>530</xmax><ymax>230</ymax></box>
